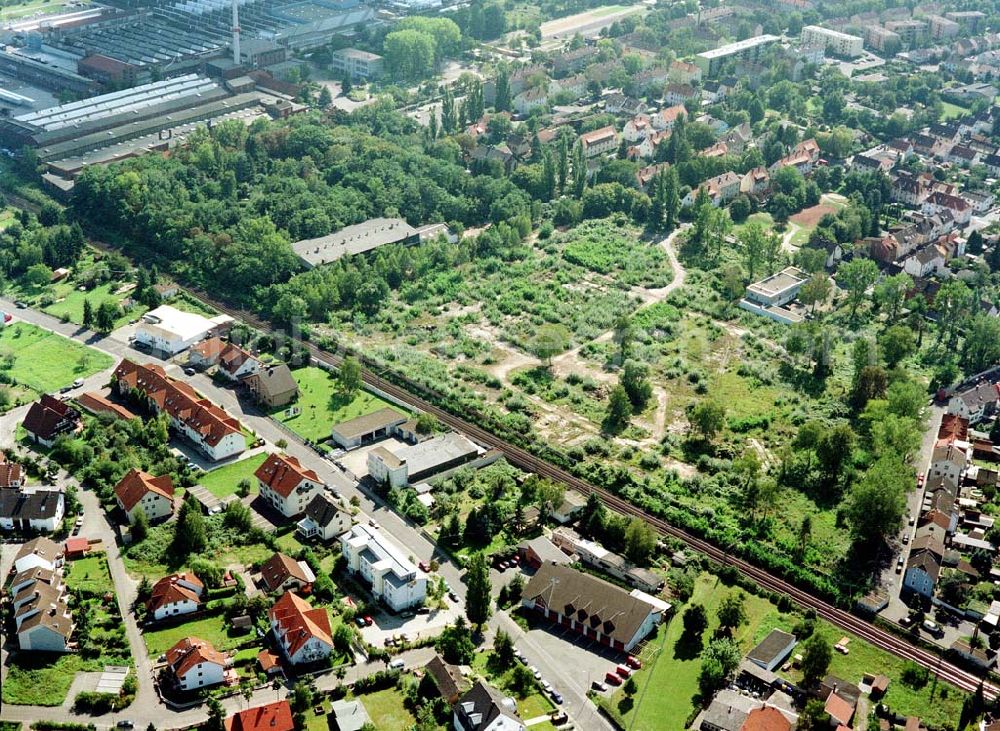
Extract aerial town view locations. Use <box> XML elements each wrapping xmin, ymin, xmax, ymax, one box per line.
<box><xmin>3</xmin><ymin>0</ymin><xmax>1000</xmax><ymax>729</ymax></box>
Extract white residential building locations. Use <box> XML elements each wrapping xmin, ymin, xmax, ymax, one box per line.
<box><xmin>134</xmin><ymin>305</ymin><xmax>232</xmax><ymax>356</ymax></box>
<box><xmin>801</xmin><ymin>26</ymin><xmax>864</xmax><ymax>57</ymax></box>
<box><xmin>255</xmin><ymin>453</ymin><xmax>323</xmax><ymax>519</ymax></box>
<box><xmin>341</xmin><ymin>524</ymin><xmax>427</xmax><ymax>611</ymax></box>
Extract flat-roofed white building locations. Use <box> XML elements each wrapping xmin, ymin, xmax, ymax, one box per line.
<box><xmin>134</xmin><ymin>305</ymin><xmax>233</xmax><ymax>356</ymax></box>
<box><xmin>695</xmin><ymin>35</ymin><xmax>780</xmax><ymax>76</ymax></box>
<box><xmin>367</xmin><ymin>432</ymin><xmax>483</xmax><ymax>488</ymax></box>
<box><xmin>340</xmin><ymin>524</ymin><xmax>427</xmax><ymax>611</ymax></box>
<box><xmin>801</xmin><ymin>26</ymin><xmax>864</xmax><ymax>58</ymax></box>
<box><xmin>738</xmin><ymin>267</ymin><xmax>809</xmax><ymax>325</ymax></box>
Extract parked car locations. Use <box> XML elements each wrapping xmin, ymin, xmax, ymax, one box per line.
<box><xmin>615</xmin><ymin>665</ymin><xmax>630</xmax><ymax>678</ymax></box>
<box><xmin>591</xmin><ymin>680</ymin><xmax>608</xmax><ymax>692</ymax></box>
<box><xmin>923</xmin><ymin>620</ymin><xmax>944</xmax><ymax>638</ymax></box>
<box><xmin>389</xmin><ymin>659</ymin><xmax>405</xmax><ymax>670</ymax></box>
<box><xmin>604</xmin><ymin>672</ymin><xmax>622</xmax><ymax>686</ymax></box>
<box><xmin>902</xmin><ymin>534</ymin><xmax>909</xmax><ymax>545</ymax></box>
<box><xmin>14</xmin><ymin>301</ymin><xmax>26</xmax><ymax>309</ymax></box>
<box><xmin>448</xmin><ymin>591</ymin><xmax>459</xmax><ymax>603</ymax></box>
<box><xmin>71</xmin><ymin>378</ymin><xmax>84</xmax><ymax>389</ymax></box>
<box><xmin>116</xmin><ymin>722</ymin><xmax>134</xmax><ymax>729</ymax></box>
<box><xmin>355</xmin><ymin>617</ymin><xmax>367</xmax><ymax>628</ymax></box>
<box><xmin>541</xmin><ymin>680</ymin><xmax>552</xmax><ymax>693</ymax></box>
<box><xmin>530</xmin><ymin>666</ymin><xmax>541</xmax><ymax>680</ymax></box>
<box><xmin>418</xmin><ymin>561</ymin><xmax>430</xmax><ymax>572</ymax></box>
<box><xmin>184</xmin><ymin>367</ymin><xmax>196</xmax><ymax>376</ymax></box>
<box><xmin>895</xmin><ymin>556</ymin><xmax>904</xmax><ymax>573</ymax></box>
<box><xmin>363</xmin><ymin>615</ymin><xmax>374</xmax><ymax>627</ymax></box>
<box><xmin>416</xmin><ymin>606</ymin><xmax>430</xmax><ymax>615</ymax></box>
<box><xmin>626</xmin><ymin>656</ymin><xmax>642</xmax><ymax>670</ymax></box>
<box><xmin>551</xmin><ymin>692</ymin><xmax>563</xmax><ymax>705</ymax></box>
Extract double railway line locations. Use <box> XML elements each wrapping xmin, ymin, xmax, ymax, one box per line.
<box><xmin>191</xmin><ymin>290</ymin><xmax>996</xmax><ymax>697</ymax></box>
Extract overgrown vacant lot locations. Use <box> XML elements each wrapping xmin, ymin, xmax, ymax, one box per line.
<box><xmin>0</xmin><ymin>322</ymin><xmax>113</xmax><ymax>397</ymax></box>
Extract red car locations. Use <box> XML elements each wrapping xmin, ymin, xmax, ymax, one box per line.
<box><xmin>363</xmin><ymin>615</ymin><xmax>374</xmax><ymax>627</ymax></box>
<box><xmin>626</xmin><ymin>656</ymin><xmax>642</xmax><ymax>670</ymax></box>
<box><xmin>605</xmin><ymin>672</ymin><xmax>622</xmax><ymax>686</ymax></box>
<box><xmin>615</xmin><ymin>665</ymin><xmax>631</xmax><ymax>678</ymax></box>
<box><xmin>418</xmin><ymin>561</ymin><xmax>430</xmax><ymax>572</ymax></box>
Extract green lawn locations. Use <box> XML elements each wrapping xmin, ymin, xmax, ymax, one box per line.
<box><xmin>143</xmin><ymin>613</ymin><xmax>254</xmax><ymax>656</ymax></box>
<box><xmin>197</xmin><ymin>452</ymin><xmax>268</xmax><ymax>498</ymax></box>
<box><xmin>64</xmin><ymin>553</ymin><xmax>112</xmax><ymax>594</ymax></box>
<box><xmin>780</xmin><ymin>624</ymin><xmax>965</xmax><ymax>728</ymax></box>
<box><xmin>274</xmin><ymin>366</ymin><xmax>405</xmax><ymax>444</ymax></box>
<box><xmin>0</xmin><ymin>0</ymin><xmax>90</xmax><ymax>20</ymax></box>
<box><xmin>275</xmin><ymin>529</ymin><xmax>305</xmax><ymax>555</ymax></box>
<box><xmin>358</xmin><ymin>688</ymin><xmax>415</xmax><ymax>731</ymax></box>
<box><xmin>304</xmin><ymin>698</ymin><xmax>331</xmax><ymax>731</ymax></box>
<box><xmin>940</xmin><ymin>101</ymin><xmax>968</xmax><ymax>121</ymax></box>
<box><xmin>42</xmin><ymin>281</ymin><xmax>142</xmax><ymax>330</ymax></box>
<box><xmin>608</xmin><ymin>574</ymin><xmax>794</xmax><ymax>729</ymax></box>
<box><xmin>1</xmin><ymin>653</ymin><xmax>103</xmax><ymax>706</ymax></box>
<box><xmin>0</xmin><ymin>322</ymin><xmax>114</xmax><ymax>394</ymax></box>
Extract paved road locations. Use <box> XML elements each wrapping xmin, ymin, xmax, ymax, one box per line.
<box><xmin>0</xmin><ymin>301</ymin><xmax>605</xmax><ymax>728</ymax></box>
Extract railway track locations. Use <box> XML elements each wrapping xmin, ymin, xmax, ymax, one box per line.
<box><xmin>190</xmin><ymin>290</ymin><xmax>996</xmax><ymax>697</ymax></box>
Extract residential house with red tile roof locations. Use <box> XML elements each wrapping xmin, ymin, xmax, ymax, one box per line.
<box><xmin>188</xmin><ymin>337</ymin><xmax>227</xmax><ymax>369</ymax></box>
<box><xmin>269</xmin><ymin>591</ymin><xmax>333</xmax><ymax>665</ymax></box>
<box><xmin>225</xmin><ymin>701</ymin><xmax>294</xmax><ymax>731</ymax></box>
<box><xmin>167</xmin><ymin>636</ymin><xmax>231</xmax><ymax>691</ymax></box>
<box><xmin>217</xmin><ymin>343</ymin><xmax>260</xmax><ymax>382</ymax></box>
<box><xmin>112</xmin><ymin>360</ymin><xmax>246</xmax><ymax>461</ymax></box>
<box><xmin>741</xmin><ymin>706</ymin><xmax>791</xmax><ymax>731</ymax></box>
<box><xmin>255</xmin><ymin>453</ymin><xmax>323</xmax><ymax>518</ymax></box>
<box><xmin>114</xmin><ymin>469</ymin><xmax>175</xmax><ymax>524</ymax></box>
<box><xmin>0</xmin><ymin>454</ymin><xmax>23</xmax><ymax>489</ymax></box>
<box><xmin>147</xmin><ymin>572</ymin><xmax>205</xmax><ymax>621</ymax></box>
<box><xmin>579</xmin><ymin>126</ymin><xmax>619</xmax><ymax>158</ymax></box>
<box><xmin>75</xmin><ymin>392</ymin><xmax>138</xmax><ymax>422</ymax></box>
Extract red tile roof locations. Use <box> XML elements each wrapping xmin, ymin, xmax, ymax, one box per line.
<box><xmin>0</xmin><ymin>455</ymin><xmax>22</xmax><ymax>488</ymax></box>
<box><xmin>268</xmin><ymin>591</ymin><xmax>332</xmax><ymax>659</ymax></box>
<box><xmin>225</xmin><ymin>701</ymin><xmax>294</xmax><ymax>731</ymax></box>
<box><xmin>255</xmin><ymin>454</ymin><xmax>318</xmax><ymax>499</ymax></box>
<box><xmin>167</xmin><ymin>636</ymin><xmax>227</xmax><ymax>679</ymax></box>
<box><xmin>257</xmin><ymin>650</ymin><xmax>281</xmax><ymax>672</ymax></box>
<box><xmin>147</xmin><ymin>572</ymin><xmax>204</xmax><ymax>613</ymax></box>
<box><xmin>113</xmin><ymin>360</ymin><xmax>242</xmax><ymax>447</ymax></box>
<box><xmin>191</xmin><ymin>337</ymin><xmax>225</xmax><ymax>362</ymax></box>
<box><xmin>64</xmin><ymin>537</ymin><xmax>89</xmax><ymax>555</ymax></box>
<box><xmin>114</xmin><ymin>469</ymin><xmax>174</xmax><ymax>512</ymax></box>
<box><xmin>218</xmin><ymin>343</ymin><xmax>255</xmax><ymax>376</ymax></box>
<box><xmin>741</xmin><ymin>707</ymin><xmax>791</xmax><ymax>731</ymax></box>
<box><xmin>76</xmin><ymin>392</ymin><xmax>137</xmax><ymax>421</ymax></box>
<box><xmin>825</xmin><ymin>694</ymin><xmax>855</xmax><ymax>726</ymax></box>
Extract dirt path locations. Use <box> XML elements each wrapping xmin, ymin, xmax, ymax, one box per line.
<box><xmin>781</xmin><ymin>222</ymin><xmax>801</xmax><ymax>253</ymax></box>
<box><xmin>550</xmin><ymin>226</ymin><xmax>689</xmax><ymax>382</ymax></box>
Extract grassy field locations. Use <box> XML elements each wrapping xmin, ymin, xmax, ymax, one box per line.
<box><xmin>940</xmin><ymin>101</ymin><xmax>969</xmax><ymax>120</ymax></box>
<box><xmin>64</xmin><ymin>553</ymin><xmax>112</xmax><ymax>594</ymax></box>
<box><xmin>780</xmin><ymin>624</ymin><xmax>965</xmax><ymax>728</ymax></box>
<box><xmin>143</xmin><ymin>613</ymin><xmax>253</xmax><ymax>656</ymax></box>
<box><xmin>0</xmin><ymin>322</ymin><xmax>113</xmax><ymax>394</ymax></box>
<box><xmin>274</xmin><ymin>366</ymin><xmax>405</xmax><ymax>444</ymax></box>
<box><xmin>0</xmin><ymin>0</ymin><xmax>90</xmax><ymax>21</ymax></box>
<box><xmin>1</xmin><ymin>653</ymin><xmax>103</xmax><ymax>706</ymax></box>
<box><xmin>197</xmin><ymin>452</ymin><xmax>268</xmax><ymax>498</ymax></box>
<box><xmin>42</xmin><ymin>281</ymin><xmax>141</xmax><ymax>330</ymax></box>
<box><xmin>609</xmin><ymin>574</ymin><xmax>790</xmax><ymax>729</ymax></box>
<box><xmin>358</xmin><ymin>688</ymin><xmax>415</xmax><ymax>731</ymax></box>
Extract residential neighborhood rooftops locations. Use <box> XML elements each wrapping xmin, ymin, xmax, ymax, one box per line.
<box><xmin>268</xmin><ymin>591</ymin><xmax>332</xmax><ymax>659</ymax></box>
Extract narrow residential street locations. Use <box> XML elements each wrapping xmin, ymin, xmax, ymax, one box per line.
<box><xmin>0</xmin><ymin>298</ymin><xmax>606</xmax><ymax>729</ymax></box>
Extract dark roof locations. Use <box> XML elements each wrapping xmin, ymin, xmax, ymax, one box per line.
<box><xmin>423</xmin><ymin>655</ymin><xmax>468</xmax><ymax>704</ymax></box>
<box><xmin>522</xmin><ymin>563</ymin><xmax>659</xmax><ymax>647</ymax></box>
<box><xmin>244</xmin><ymin>364</ymin><xmax>298</xmax><ymax>397</ymax></box>
<box><xmin>747</xmin><ymin>629</ymin><xmax>797</xmax><ymax>666</ymax></box>
<box><xmin>303</xmin><ymin>493</ymin><xmax>347</xmax><ymax>529</ymax></box>
<box><xmin>455</xmin><ymin>680</ymin><xmax>522</xmax><ymax>731</ymax></box>
<box><xmin>0</xmin><ymin>489</ymin><xmax>63</xmax><ymax>522</ymax></box>
<box><xmin>22</xmin><ymin>395</ymin><xmax>78</xmax><ymax>442</ymax></box>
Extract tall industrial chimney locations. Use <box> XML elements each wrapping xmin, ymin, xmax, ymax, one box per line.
<box><xmin>232</xmin><ymin>0</ymin><xmax>241</xmax><ymax>66</ymax></box>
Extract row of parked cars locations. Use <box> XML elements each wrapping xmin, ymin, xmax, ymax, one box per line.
<box><xmin>593</xmin><ymin>655</ymin><xmax>643</xmax><ymax>690</ymax></box>
<box><xmin>512</xmin><ymin>647</ymin><xmax>563</xmax><ymax>705</ymax></box>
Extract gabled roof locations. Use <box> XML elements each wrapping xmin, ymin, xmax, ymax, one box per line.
<box><xmin>302</xmin><ymin>493</ymin><xmax>348</xmax><ymax>530</ymax></box>
<box><xmin>255</xmin><ymin>453</ymin><xmax>319</xmax><ymax>499</ymax></box>
<box><xmin>522</xmin><ymin>562</ymin><xmax>659</xmax><ymax>647</ymax></box>
<box><xmin>907</xmin><ymin>549</ymin><xmax>941</xmax><ymax>582</ymax></box>
<box><xmin>260</xmin><ymin>552</ymin><xmax>314</xmax><ymax>592</ymax></box>
<box><xmin>244</xmin><ymin>364</ymin><xmax>298</xmax><ymax>397</ymax></box>
<box><xmin>113</xmin><ymin>360</ymin><xmax>242</xmax><ymax>448</ymax></box>
<box><xmin>218</xmin><ymin>343</ymin><xmax>256</xmax><ymax>376</ymax></box>
<box><xmin>269</xmin><ymin>591</ymin><xmax>333</xmax><ymax>658</ymax></box>
<box><xmin>0</xmin><ymin>454</ymin><xmax>22</xmax><ymax>488</ymax></box>
<box><xmin>190</xmin><ymin>337</ymin><xmax>225</xmax><ymax>361</ymax></box>
<box><xmin>455</xmin><ymin>680</ymin><xmax>522</xmax><ymax>731</ymax></box>
<box><xmin>0</xmin><ymin>489</ymin><xmax>62</xmax><ymax>523</ymax></box>
<box><xmin>742</xmin><ymin>706</ymin><xmax>792</xmax><ymax>731</ymax></box>
<box><xmin>23</xmin><ymin>395</ymin><xmax>78</xmax><ymax>442</ymax></box>
<box><xmin>167</xmin><ymin>636</ymin><xmax>227</xmax><ymax>678</ymax></box>
<box><xmin>147</xmin><ymin>572</ymin><xmax>204</xmax><ymax>613</ymax></box>
<box><xmin>226</xmin><ymin>701</ymin><xmax>294</xmax><ymax>731</ymax></box>
<box><xmin>15</xmin><ymin>537</ymin><xmax>62</xmax><ymax>566</ymax></box>
<box><xmin>423</xmin><ymin>654</ymin><xmax>469</xmax><ymax>704</ymax></box>
<box><xmin>825</xmin><ymin>692</ymin><xmax>855</xmax><ymax>726</ymax></box>
<box><xmin>76</xmin><ymin>392</ymin><xmax>138</xmax><ymax>421</ymax></box>
<box><xmin>114</xmin><ymin>469</ymin><xmax>174</xmax><ymax>512</ymax></box>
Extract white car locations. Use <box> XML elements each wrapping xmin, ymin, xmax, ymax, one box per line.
<box><xmin>530</xmin><ymin>666</ymin><xmax>541</xmax><ymax>680</ymax></box>
<box><xmin>541</xmin><ymin>680</ymin><xmax>552</xmax><ymax>692</ymax></box>
<box><xmin>389</xmin><ymin>659</ymin><xmax>405</xmax><ymax>670</ymax></box>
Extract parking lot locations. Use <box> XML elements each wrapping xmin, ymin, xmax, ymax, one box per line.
<box><xmin>336</xmin><ymin>438</ymin><xmax>407</xmax><ymax>480</ymax></box>
<box><xmin>521</xmin><ymin>617</ymin><xmax>627</xmax><ymax>696</ymax></box>
<box><xmin>358</xmin><ymin>600</ymin><xmax>462</xmax><ymax>647</ymax></box>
